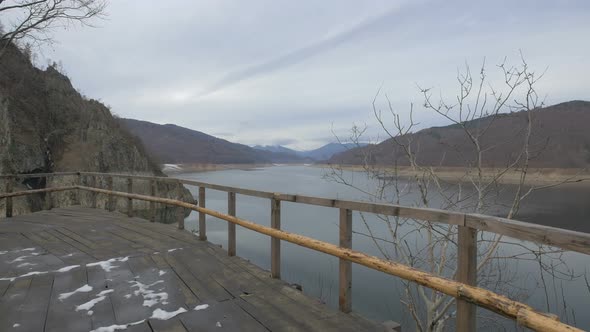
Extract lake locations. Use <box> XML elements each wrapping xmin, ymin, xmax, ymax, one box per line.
<box><xmin>173</xmin><ymin>165</ymin><xmax>590</xmax><ymax>330</ymax></box>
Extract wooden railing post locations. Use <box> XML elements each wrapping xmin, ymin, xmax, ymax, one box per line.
<box><xmin>149</xmin><ymin>180</ymin><xmax>156</xmax><ymax>222</ymax></box>
<box><xmin>457</xmin><ymin>224</ymin><xmax>477</xmax><ymax>332</ymax></box>
<box><xmin>74</xmin><ymin>172</ymin><xmax>81</xmax><ymax>205</ymax></box>
<box><xmin>106</xmin><ymin>176</ymin><xmax>114</xmax><ymax>212</ymax></box>
<box><xmin>227</xmin><ymin>192</ymin><xmax>236</xmax><ymax>256</ymax></box>
<box><xmin>126</xmin><ymin>177</ymin><xmax>133</xmax><ymax>217</ymax></box>
<box><xmin>5</xmin><ymin>176</ymin><xmax>13</xmax><ymax>218</ymax></box>
<box><xmin>44</xmin><ymin>175</ymin><xmax>53</xmax><ymax>210</ymax></box>
<box><xmin>271</xmin><ymin>196</ymin><xmax>281</xmax><ymax>279</ymax></box>
<box><xmin>339</xmin><ymin>208</ymin><xmax>352</xmax><ymax>313</ymax></box>
<box><xmin>198</xmin><ymin>187</ymin><xmax>206</xmax><ymax>240</ymax></box>
<box><xmin>176</xmin><ymin>181</ymin><xmax>185</xmax><ymax>230</ymax></box>
<box><xmin>89</xmin><ymin>175</ymin><xmax>97</xmax><ymax>209</ymax></box>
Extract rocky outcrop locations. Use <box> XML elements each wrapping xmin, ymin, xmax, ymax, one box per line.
<box><xmin>0</xmin><ymin>43</ymin><xmax>192</xmax><ymax>222</ymax></box>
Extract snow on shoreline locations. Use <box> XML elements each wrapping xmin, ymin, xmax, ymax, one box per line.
<box><xmin>162</xmin><ymin>164</ymin><xmax>183</xmax><ymax>172</ymax></box>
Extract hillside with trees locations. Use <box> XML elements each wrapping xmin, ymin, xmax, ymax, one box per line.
<box><xmin>329</xmin><ymin>100</ymin><xmax>590</xmax><ymax>169</ymax></box>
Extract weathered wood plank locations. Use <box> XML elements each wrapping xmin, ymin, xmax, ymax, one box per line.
<box><xmin>0</xmin><ymin>207</ymin><xmax>383</xmax><ymax>332</ymax></box>
<box><xmin>270</xmin><ymin>197</ymin><xmax>281</xmax><ymax>279</ymax></box>
<box><xmin>339</xmin><ymin>208</ymin><xmax>352</xmax><ymax>313</ymax></box>
<box><xmin>227</xmin><ymin>192</ymin><xmax>236</xmax><ymax>257</ymax></box>
<box><xmin>198</xmin><ymin>187</ymin><xmax>206</xmax><ymax>240</ymax></box>
<box><xmin>456</xmin><ymin>224</ymin><xmax>477</xmax><ymax>332</ymax></box>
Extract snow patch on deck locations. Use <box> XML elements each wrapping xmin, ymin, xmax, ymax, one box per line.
<box><xmin>86</xmin><ymin>256</ymin><xmax>129</xmax><ymax>272</ymax></box>
<box><xmin>90</xmin><ymin>307</ymin><xmax>188</xmax><ymax>332</ymax></box>
<box><xmin>129</xmin><ymin>280</ymin><xmax>169</xmax><ymax>307</ymax></box>
<box><xmin>59</xmin><ymin>284</ymin><xmax>93</xmax><ymax>300</ymax></box>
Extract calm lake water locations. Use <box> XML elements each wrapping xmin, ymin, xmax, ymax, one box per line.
<box><xmin>173</xmin><ymin>166</ymin><xmax>590</xmax><ymax>330</ymax></box>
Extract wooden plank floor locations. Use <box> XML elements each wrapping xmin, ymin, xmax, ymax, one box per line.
<box><xmin>0</xmin><ymin>207</ymin><xmax>380</xmax><ymax>332</ymax></box>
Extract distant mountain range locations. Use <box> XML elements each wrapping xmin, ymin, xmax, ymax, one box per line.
<box><xmin>119</xmin><ymin>119</ymin><xmax>311</xmax><ymax>164</ymax></box>
<box><xmin>328</xmin><ymin>100</ymin><xmax>590</xmax><ymax>169</ymax></box>
<box><xmin>119</xmin><ymin>119</ymin><xmax>364</xmax><ymax>165</ymax></box>
<box><xmin>120</xmin><ymin>101</ymin><xmax>590</xmax><ymax>168</ymax></box>
<box><xmin>253</xmin><ymin>143</ymin><xmax>367</xmax><ymax>161</ymax></box>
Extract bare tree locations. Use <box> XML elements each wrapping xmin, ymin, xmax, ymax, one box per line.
<box><xmin>0</xmin><ymin>0</ymin><xmax>107</xmax><ymax>56</ymax></box>
<box><xmin>326</xmin><ymin>55</ymin><xmax>584</xmax><ymax>331</ymax></box>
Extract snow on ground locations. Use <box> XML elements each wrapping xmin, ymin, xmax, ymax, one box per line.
<box><xmin>167</xmin><ymin>248</ymin><xmax>182</xmax><ymax>253</ymax></box>
<box><xmin>76</xmin><ymin>296</ymin><xmax>107</xmax><ymax>312</ymax></box>
<box><xmin>86</xmin><ymin>256</ymin><xmax>129</xmax><ymax>272</ymax></box>
<box><xmin>98</xmin><ymin>289</ymin><xmax>114</xmax><ymax>296</ymax></box>
<box><xmin>162</xmin><ymin>164</ymin><xmax>183</xmax><ymax>172</ymax></box>
<box><xmin>159</xmin><ymin>270</ymin><xmax>167</xmax><ymax>276</ymax></box>
<box><xmin>90</xmin><ymin>307</ymin><xmax>190</xmax><ymax>332</ymax></box>
<box><xmin>1</xmin><ymin>254</ymin><xmax>131</xmax><ymax>282</ymax></box>
<box><xmin>59</xmin><ymin>284</ymin><xmax>93</xmax><ymax>300</ymax></box>
<box><xmin>194</xmin><ymin>304</ymin><xmax>209</xmax><ymax>311</ymax></box>
<box><xmin>150</xmin><ymin>307</ymin><xmax>187</xmax><ymax>320</ymax></box>
<box><xmin>55</xmin><ymin>265</ymin><xmax>80</xmax><ymax>273</ymax></box>
<box><xmin>90</xmin><ymin>320</ymin><xmax>145</xmax><ymax>332</ymax></box>
<box><xmin>129</xmin><ymin>280</ymin><xmax>168</xmax><ymax>307</ymax></box>
<box><xmin>0</xmin><ymin>248</ymin><xmax>37</xmax><ymax>256</ymax></box>
<box><xmin>7</xmin><ymin>252</ymin><xmax>41</xmax><ymax>263</ymax></box>
<box><xmin>1</xmin><ymin>264</ymin><xmax>83</xmax><ymax>282</ymax></box>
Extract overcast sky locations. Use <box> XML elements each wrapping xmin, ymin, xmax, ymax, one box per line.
<box><xmin>41</xmin><ymin>0</ymin><xmax>590</xmax><ymax>150</ymax></box>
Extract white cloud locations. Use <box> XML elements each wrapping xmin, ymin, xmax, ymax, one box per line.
<box><xmin>40</xmin><ymin>0</ymin><xmax>590</xmax><ymax>149</ymax></box>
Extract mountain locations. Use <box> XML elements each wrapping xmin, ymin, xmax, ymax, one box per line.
<box><xmin>252</xmin><ymin>145</ymin><xmax>299</xmax><ymax>155</ymax></box>
<box><xmin>303</xmin><ymin>143</ymin><xmax>367</xmax><ymax>161</ymax></box>
<box><xmin>253</xmin><ymin>143</ymin><xmax>368</xmax><ymax>161</ymax></box>
<box><xmin>0</xmin><ymin>42</ymin><xmax>190</xmax><ymax>219</ymax></box>
<box><xmin>328</xmin><ymin>101</ymin><xmax>590</xmax><ymax>169</ymax></box>
<box><xmin>0</xmin><ymin>43</ymin><xmax>161</xmax><ymax>175</ymax></box>
<box><xmin>119</xmin><ymin>119</ymin><xmax>309</xmax><ymax>164</ymax></box>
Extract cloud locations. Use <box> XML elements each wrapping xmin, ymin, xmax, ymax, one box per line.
<box><xmin>198</xmin><ymin>3</ymin><xmax>406</xmax><ymax>97</ymax></box>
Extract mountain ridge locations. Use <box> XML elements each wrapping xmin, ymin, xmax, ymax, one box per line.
<box><xmin>119</xmin><ymin>118</ymin><xmax>311</xmax><ymax>164</ymax></box>
<box><xmin>329</xmin><ymin>100</ymin><xmax>590</xmax><ymax>169</ymax></box>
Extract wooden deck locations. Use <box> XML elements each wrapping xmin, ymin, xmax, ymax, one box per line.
<box><xmin>0</xmin><ymin>207</ymin><xmax>380</xmax><ymax>332</ymax></box>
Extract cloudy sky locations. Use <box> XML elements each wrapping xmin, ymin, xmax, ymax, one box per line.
<box><xmin>41</xmin><ymin>0</ymin><xmax>590</xmax><ymax>150</ymax></box>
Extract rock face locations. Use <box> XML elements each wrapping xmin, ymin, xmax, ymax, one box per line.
<box><xmin>0</xmin><ymin>43</ymin><xmax>192</xmax><ymax>222</ymax></box>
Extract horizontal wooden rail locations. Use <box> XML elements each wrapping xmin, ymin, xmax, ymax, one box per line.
<box><xmin>71</xmin><ymin>185</ymin><xmax>580</xmax><ymax>332</ymax></box>
<box><xmin>0</xmin><ymin>183</ymin><xmax>582</xmax><ymax>331</ymax></box>
<box><xmin>3</xmin><ymin>171</ymin><xmax>590</xmax><ymax>256</ymax></box>
<box><xmin>0</xmin><ymin>172</ymin><xmax>78</xmax><ymax>179</ymax></box>
<box><xmin>0</xmin><ymin>186</ymin><xmax>77</xmax><ymax>199</ymax></box>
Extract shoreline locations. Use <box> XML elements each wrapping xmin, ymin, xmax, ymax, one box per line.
<box><xmin>163</xmin><ymin>163</ymin><xmax>589</xmax><ymax>187</ymax></box>
<box><xmin>313</xmin><ymin>164</ymin><xmax>590</xmax><ymax>186</ymax></box>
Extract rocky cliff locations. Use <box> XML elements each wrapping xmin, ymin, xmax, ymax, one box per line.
<box><xmin>0</xmin><ymin>43</ymin><xmax>192</xmax><ymax>222</ymax></box>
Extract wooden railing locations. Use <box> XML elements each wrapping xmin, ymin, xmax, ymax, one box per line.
<box><xmin>1</xmin><ymin>172</ymin><xmax>588</xmax><ymax>332</ymax></box>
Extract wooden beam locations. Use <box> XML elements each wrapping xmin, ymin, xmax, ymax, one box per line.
<box><xmin>271</xmin><ymin>197</ymin><xmax>281</xmax><ymax>279</ymax></box>
<box><xmin>149</xmin><ymin>179</ymin><xmax>156</xmax><ymax>222</ymax></box>
<box><xmin>0</xmin><ymin>186</ymin><xmax>77</xmax><ymax>199</ymax></box>
<box><xmin>74</xmin><ymin>173</ymin><xmax>81</xmax><ymax>205</ymax></box>
<box><xmin>177</xmin><ymin>182</ymin><xmax>185</xmax><ymax>230</ymax></box>
<box><xmin>339</xmin><ymin>208</ymin><xmax>352</xmax><ymax>313</ymax></box>
<box><xmin>44</xmin><ymin>175</ymin><xmax>53</xmax><ymax>210</ymax></box>
<box><xmin>73</xmin><ymin>184</ymin><xmax>586</xmax><ymax>332</ymax></box>
<box><xmin>198</xmin><ymin>187</ymin><xmax>206</xmax><ymax>240</ymax></box>
<box><xmin>457</xmin><ymin>225</ymin><xmax>477</xmax><ymax>332</ymax></box>
<box><xmin>14</xmin><ymin>171</ymin><xmax>588</xmax><ymax>255</ymax></box>
<box><xmin>5</xmin><ymin>176</ymin><xmax>13</xmax><ymax>218</ymax></box>
<box><xmin>228</xmin><ymin>192</ymin><xmax>236</xmax><ymax>256</ymax></box>
<box><xmin>89</xmin><ymin>175</ymin><xmax>97</xmax><ymax>209</ymax></box>
<box><xmin>126</xmin><ymin>177</ymin><xmax>133</xmax><ymax>217</ymax></box>
<box><xmin>106</xmin><ymin>176</ymin><xmax>114</xmax><ymax>212</ymax></box>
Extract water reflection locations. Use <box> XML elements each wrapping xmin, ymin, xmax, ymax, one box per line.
<box><xmin>175</xmin><ymin>166</ymin><xmax>590</xmax><ymax>330</ymax></box>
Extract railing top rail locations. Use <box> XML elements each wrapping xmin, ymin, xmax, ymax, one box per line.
<box><xmin>0</xmin><ymin>172</ymin><xmax>78</xmax><ymax>179</ymax></box>
<box><xmin>2</xmin><ymin>171</ymin><xmax>590</xmax><ymax>255</ymax></box>
<box><xmin>0</xmin><ymin>182</ymin><xmax>585</xmax><ymax>331</ymax></box>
